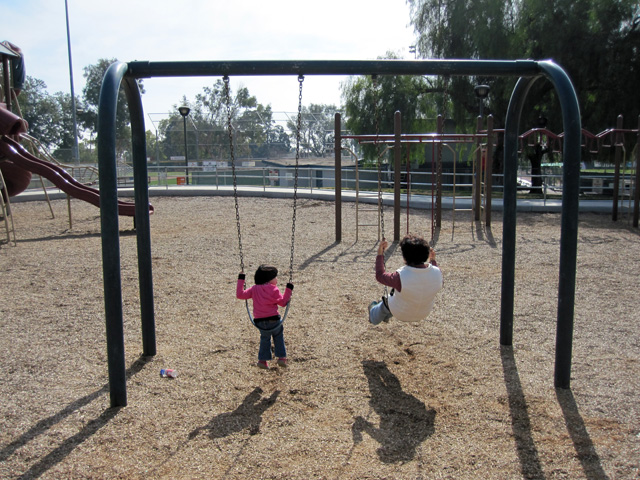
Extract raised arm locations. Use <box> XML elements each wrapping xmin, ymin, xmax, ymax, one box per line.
<box><xmin>236</xmin><ymin>273</ymin><xmax>253</xmax><ymax>300</ymax></box>
<box><xmin>276</xmin><ymin>283</ymin><xmax>294</xmax><ymax>307</ymax></box>
<box><xmin>375</xmin><ymin>240</ymin><xmax>402</xmax><ymax>291</ymax></box>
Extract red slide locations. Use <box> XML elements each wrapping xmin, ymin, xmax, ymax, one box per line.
<box><xmin>0</xmin><ymin>136</ymin><xmax>153</xmax><ymax>217</ymax></box>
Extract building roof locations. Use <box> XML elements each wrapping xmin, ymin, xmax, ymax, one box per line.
<box><xmin>0</xmin><ymin>42</ymin><xmax>19</xmax><ymax>57</ymax></box>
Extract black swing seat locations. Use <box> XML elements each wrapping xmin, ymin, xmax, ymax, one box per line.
<box><xmin>245</xmin><ymin>299</ymin><xmax>292</xmax><ymax>326</ymax></box>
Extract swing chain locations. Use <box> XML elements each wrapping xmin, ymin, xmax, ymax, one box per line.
<box><xmin>372</xmin><ymin>75</ymin><xmax>385</xmax><ymax>241</ymax></box>
<box><xmin>432</xmin><ymin>75</ymin><xmax>450</xmax><ymax>244</ymax></box>
<box><xmin>289</xmin><ymin>75</ymin><xmax>304</xmax><ymax>284</ymax></box>
<box><xmin>372</xmin><ymin>75</ymin><xmax>388</xmax><ymax>297</ymax></box>
<box><xmin>442</xmin><ymin>75</ymin><xmax>450</xmax><ymax>122</ymax></box>
<box><xmin>224</xmin><ymin>75</ymin><xmax>244</xmax><ymax>273</ymax></box>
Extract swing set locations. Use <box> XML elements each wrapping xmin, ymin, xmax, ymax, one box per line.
<box><xmin>225</xmin><ymin>75</ymin><xmax>303</xmax><ymax>324</ymax></box>
<box><xmin>97</xmin><ymin>59</ymin><xmax>581</xmax><ymax>407</ymax></box>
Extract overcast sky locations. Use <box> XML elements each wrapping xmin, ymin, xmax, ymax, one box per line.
<box><xmin>4</xmin><ymin>0</ymin><xmax>417</xmax><ymax>127</ymax></box>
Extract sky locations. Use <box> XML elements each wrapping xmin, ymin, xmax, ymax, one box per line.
<box><xmin>3</xmin><ymin>0</ymin><xmax>417</xmax><ymax>129</ymax></box>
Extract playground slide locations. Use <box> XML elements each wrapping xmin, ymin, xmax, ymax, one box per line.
<box><xmin>0</xmin><ymin>136</ymin><xmax>153</xmax><ymax>217</ymax></box>
<box><xmin>0</xmin><ymin>152</ymin><xmax>32</xmax><ymax>197</ymax></box>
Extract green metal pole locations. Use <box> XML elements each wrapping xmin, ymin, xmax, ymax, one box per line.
<box><xmin>125</xmin><ymin>59</ymin><xmax>542</xmax><ymax>79</ymax></box>
<box><xmin>500</xmin><ymin>76</ymin><xmax>537</xmax><ymax>347</ymax></box>
<box><xmin>635</xmin><ymin>116</ymin><xmax>640</xmax><ymax>228</ymax></box>
<box><xmin>538</xmin><ymin>60</ymin><xmax>581</xmax><ymax>390</ymax></box>
<box><xmin>123</xmin><ymin>76</ymin><xmax>156</xmax><ymax>358</ymax></box>
<box><xmin>98</xmin><ymin>61</ymin><xmax>128</xmax><ymax>408</ymax></box>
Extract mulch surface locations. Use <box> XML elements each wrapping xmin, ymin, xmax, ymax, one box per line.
<box><xmin>1</xmin><ymin>195</ymin><xmax>639</xmax><ymax>479</ymax></box>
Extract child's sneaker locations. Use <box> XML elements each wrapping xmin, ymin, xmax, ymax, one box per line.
<box><xmin>256</xmin><ymin>360</ymin><xmax>269</xmax><ymax>370</ymax></box>
<box><xmin>277</xmin><ymin>358</ymin><xmax>288</xmax><ymax>368</ymax></box>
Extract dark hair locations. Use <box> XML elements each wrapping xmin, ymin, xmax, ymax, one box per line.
<box><xmin>254</xmin><ymin>265</ymin><xmax>278</xmax><ymax>285</ymax></box>
<box><xmin>400</xmin><ymin>235</ymin><xmax>430</xmax><ymax>266</ymax></box>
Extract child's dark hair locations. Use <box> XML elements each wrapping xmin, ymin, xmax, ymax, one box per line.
<box><xmin>254</xmin><ymin>265</ymin><xmax>278</xmax><ymax>285</ymax></box>
<box><xmin>400</xmin><ymin>235</ymin><xmax>430</xmax><ymax>266</ymax></box>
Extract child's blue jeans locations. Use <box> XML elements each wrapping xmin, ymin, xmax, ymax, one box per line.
<box><xmin>256</xmin><ymin>319</ymin><xmax>286</xmax><ymax>361</ymax></box>
<box><xmin>369</xmin><ymin>299</ymin><xmax>393</xmax><ymax>325</ymax></box>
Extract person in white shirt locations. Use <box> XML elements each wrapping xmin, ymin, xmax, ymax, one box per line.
<box><xmin>368</xmin><ymin>235</ymin><xmax>443</xmax><ymax>325</ymax></box>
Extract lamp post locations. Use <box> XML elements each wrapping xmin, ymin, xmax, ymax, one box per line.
<box><xmin>65</xmin><ymin>0</ymin><xmax>79</xmax><ymax>164</ymax></box>
<box><xmin>187</xmin><ymin>114</ymin><xmax>199</xmax><ymax>164</ymax></box>
<box><xmin>178</xmin><ymin>106</ymin><xmax>190</xmax><ymax>185</ymax></box>
<box><xmin>474</xmin><ymin>84</ymin><xmax>490</xmax><ymax>118</ymax></box>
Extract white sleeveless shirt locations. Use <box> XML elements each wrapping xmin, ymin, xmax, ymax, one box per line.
<box><xmin>388</xmin><ymin>264</ymin><xmax>443</xmax><ymax>322</ymax></box>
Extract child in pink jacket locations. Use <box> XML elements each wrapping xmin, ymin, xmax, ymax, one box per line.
<box><xmin>237</xmin><ymin>265</ymin><xmax>293</xmax><ymax>370</ymax></box>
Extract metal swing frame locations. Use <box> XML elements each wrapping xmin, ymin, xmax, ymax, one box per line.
<box><xmin>97</xmin><ymin>59</ymin><xmax>581</xmax><ymax>407</ymax></box>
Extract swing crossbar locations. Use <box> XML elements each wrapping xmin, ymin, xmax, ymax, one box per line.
<box><xmin>125</xmin><ymin>59</ymin><xmax>543</xmax><ymax>79</ymax></box>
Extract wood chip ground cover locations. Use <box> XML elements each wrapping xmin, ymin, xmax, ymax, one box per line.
<box><xmin>1</xmin><ymin>196</ymin><xmax>638</xmax><ymax>479</ymax></box>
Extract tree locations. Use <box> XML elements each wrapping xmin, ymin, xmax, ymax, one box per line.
<box><xmin>78</xmin><ymin>137</ymin><xmax>97</xmax><ymax>164</ymax></box>
<box><xmin>82</xmin><ymin>58</ymin><xmax>144</xmax><ymax>158</ymax></box>
<box><xmin>407</xmin><ymin>0</ymin><xmax>640</xmax><ymax>133</ymax></box>
<box><xmin>51</xmin><ymin>91</ymin><xmax>82</xmax><ymax>163</ymax></box>
<box><xmin>239</xmin><ymin>102</ymin><xmax>274</xmax><ymax>158</ymax></box>
<box><xmin>408</xmin><ymin>0</ymin><xmax>519</xmax><ymax>128</ymax></box>
<box><xmin>145</xmin><ymin>129</ymin><xmax>159</xmax><ymax>165</ymax></box>
<box><xmin>157</xmin><ymin>81</ymin><xmax>276</xmax><ymax>164</ymax></box>
<box><xmin>408</xmin><ymin>0</ymin><xmax>639</xmax><ymax>193</ymax></box>
<box><xmin>194</xmin><ymin>81</ymin><xmax>273</xmax><ymax>159</ymax></box>
<box><xmin>264</xmin><ymin>125</ymin><xmax>291</xmax><ymax>157</ymax></box>
<box><xmin>516</xmin><ymin>0</ymin><xmax>640</xmax><ymax>132</ymax></box>
<box><xmin>341</xmin><ymin>61</ymin><xmax>436</xmax><ymax>165</ymax></box>
<box><xmin>286</xmin><ymin>104</ymin><xmax>338</xmax><ymax>157</ymax></box>
<box><xmin>19</xmin><ymin>77</ymin><xmax>66</xmax><ymax>150</ymax></box>
<box><xmin>158</xmin><ymin>96</ymin><xmax>198</xmax><ymax>165</ymax></box>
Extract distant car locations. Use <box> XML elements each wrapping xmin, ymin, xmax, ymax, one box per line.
<box><xmin>517</xmin><ymin>177</ymin><xmax>532</xmax><ymax>189</ymax></box>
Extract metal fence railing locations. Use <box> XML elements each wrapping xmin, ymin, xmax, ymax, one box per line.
<box><xmin>21</xmin><ymin>164</ymin><xmax>635</xmax><ymax>207</ymax></box>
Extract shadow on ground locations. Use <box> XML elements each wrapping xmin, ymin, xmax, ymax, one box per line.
<box><xmin>352</xmin><ymin>360</ymin><xmax>436</xmax><ymax>463</ymax></box>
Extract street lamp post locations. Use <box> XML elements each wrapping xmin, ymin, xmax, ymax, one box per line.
<box><xmin>178</xmin><ymin>106</ymin><xmax>190</xmax><ymax>185</ymax></box>
<box><xmin>187</xmin><ymin>114</ymin><xmax>199</xmax><ymax>164</ymax></box>
<box><xmin>474</xmin><ymin>84</ymin><xmax>490</xmax><ymax>118</ymax></box>
<box><xmin>65</xmin><ymin>0</ymin><xmax>80</xmax><ymax>164</ymax></box>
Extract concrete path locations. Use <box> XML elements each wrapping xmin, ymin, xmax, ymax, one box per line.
<box><xmin>13</xmin><ymin>184</ymin><xmax>620</xmax><ymax>214</ymax></box>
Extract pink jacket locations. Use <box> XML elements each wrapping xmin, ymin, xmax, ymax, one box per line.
<box><xmin>236</xmin><ymin>279</ymin><xmax>293</xmax><ymax>319</ymax></box>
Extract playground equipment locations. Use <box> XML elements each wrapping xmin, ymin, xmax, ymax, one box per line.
<box><xmin>98</xmin><ymin>60</ymin><xmax>581</xmax><ymax>406</ymax></box>
<box><xmin>0</xmin><ymin>166</ymin><xmax>16</xmax><ymax>244</ymax></box>
<box><xmin>513</xmin><ymin>115</ymin><xmax>640</xmax><ymax>225</ymax></box>
<box><xmin>97</xmin><ymin>58</ymin><xmax>581</xmax><ymax>408</ymax></box>
<box><xmin>341</xmin><ymin>114</ymin><xmax>498</xmax><ymax>241</ymax></box>
<box><xmin>338</xmin><ymin>144</ymin><xmax>380</xmax><ymax>242</ymax></box>
<box><xmin>341</xmin><ymin>74</ymin><xmax>396</xmax><ymax>243</ymax></box>
<box><xmin>226</xmin><ymin>75</ymin><xmax>302</xmax><ymax>325</ymax></box>
<box><xmin>342</xmin><ymin>75</ymin><xmax>394</xmax><ymax>244</ymax></box>
<box><xmin>596</xmin><ymin>115</ymin><xmax>640</xmax><ymax>224</ymax></box>
<box><xmin>342</xmin><ymin>112</ymin><xmax>640</xmax><ymax>234</ymax></box>
<box><xmin>0</xmin><ymin>136</ymin><xmax>153</xmax><ymax>218</ymax></box>
<box><xmin>0</xmin><ymin>47</ymin><xmax>151</xmax><ymax>236</ymax></box>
